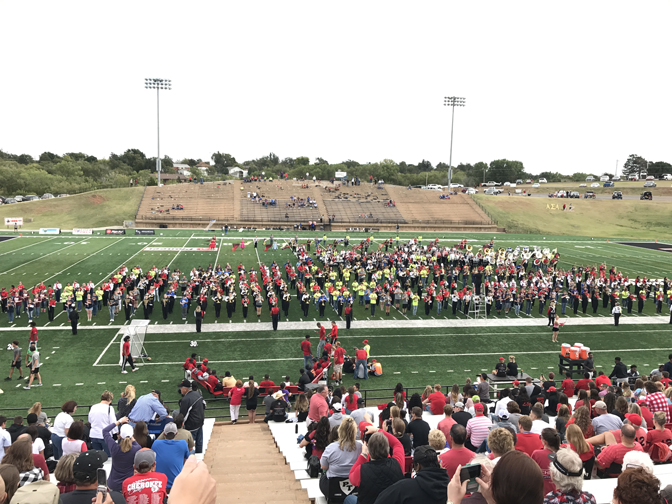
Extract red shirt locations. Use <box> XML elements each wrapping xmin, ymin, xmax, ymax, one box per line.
<box><xmin>123</xmin><ymin>342</ymin><xmax>131</xmax><ymax>357</ymax></box>
<box><xmin>206</xmin><ymin>375</ymin><xmax>219</xmax><ymax>388</ymax></box>
<box><xmin>640</xmin><ymin>406</ymin><xmax>654</xmax><ymax>430</ymax></box>
<box><xmin>575</xmin><ymin>378</ymin><xmax>593</xmax><ymax>391</ymax></box>
<box><xmin>663</xmin><ymin>378</ymin><xmax>672</xmax><ymax>388</ymax></box>
<box><xmin>597</xmin><ymin>442</ymin><xmax>643</xmax><ymax>468</ymax></box>
<box><xmin>334</xmin><ymin>347</ymin><xmax>346</xmax><ymax>365</ymax></box>
<box><xmin>30</xmin><ymin>327</ymin><xmax>38</xmax><ymax>342</ymax></box>
<box><xmin>271</xmin><ymin>306</ymin><xmax>279</xmax><ymax>316</ymax></box>
<box><xmin>595</xmin><ymin>375</ymin><xmax>611</xmax><ymax>388</ymax></box>
<box><xmin>122</xmin><ymin>472</ymin><xmax>168</xmax><ymax>504</ymax></box>
<box><xmin>319</xmin><ymin>326</ymin><xmax>326</xmax><ymax>340</ymax></box>
<box><xmin>561</xmin><ymin>378</ymin><xmax>575</xmax><ymax>397</ymax></box>
<box><xmin>428</xmin><ymin>391</ymin><xmax>447</xmax><ymax>415</ymax></box>
<box><xmin>437</xmin><ymin>417</ymin><xmax>457</xmax><ymax>447</ymax></box>
<box><xmin>260</xmin><ymin>380</ymin><xmax>275</xmax><ymax>389</ymax></box>
<box><xmin>439</xmin><ymin>447</ymin><xmax>476</xmax><ymax>479</ymax></box>
<box><xmin>531</xmin><ymin>448</ymin><xmax>556</xmax><ymax>496</ymax></box>
<box><xmin>330</xmin><ymin>325</ymin><xmax>338</xmax><ymax>339</ymax></box>
<box><xmin>301</xmin><ymin>340</ymin><xmax>312</xmax><ymax>356</ymax></box>
<box><xmin>344</xmin><ymin>394</ymin><xmax>358</xmax><ymax>412</ymax></box>
<box><xmin>355</xmin><ymin>349</ymin><xmax>368</xmax><ymax>361</ymax></box>
<box><xmin>515</xmin><ymin>432</ymin><xmax>543</xmax><ymax>456</ymax></box>
<box><xmin>610</xmin><ymin>427</ymin><xmax>647</xmax><ymax>448</ymax></box>
<box><xmin>645</xmin><ymin>428</ymin><xmax>672</xmax><ymax>451</ymax></box>
<box><xmin>229</xmin><ymin>386</ymin><xmax>245</xmax><ymax>406</ymax></box>
<box><xmin>561</xmin><ymin>442</ymin><xmax>595</xmax><ymax>462</ymax></box>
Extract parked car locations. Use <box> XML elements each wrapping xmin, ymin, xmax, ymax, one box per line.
<box><xmin>515</xmin><ymin>179</ymin><xmax>523</xmax><ymax>185</ymax></box>
<box><xmin>569</xmin><ymin>191</ymin><xmax>580</xmax><ymax>198</ymax></box>
<box><xmin>40</xmin><ymin>193</ymin><xmax>54</xmax><ymax>199</ymax></box>
<box><xmin>586</xmin><ymin>176</ymin><xmax>595</xmax><ymax>181</ymax></box>
<box><xmin>612</xmin><ymin>176</ymin><xmax>621</xmax><ymax>181</ymax></box>
<box><xmin>538</xmin><ymin>178</ymin><xmax>547</xmax><ymax>184</ymax></box>
<box><xmin>465</xmin><ymin>188</ymin><xmax>478</xmax><ymax>194</ymax></box>
<box><xmin>24</xmin><ymin>195</ymin><xmax>40</xmax><ymax>201</ymax></box>
<box><xmin>57</xmin><ymin>193</ymin><xmax>71</xmax><ymax>198</ymax></box>
<box><xmin>579</xmin><ymin>183</ymin><xmax>587</xmax><ymax>187</ymax></box>
<box><xmin>4</xmin><ymin>198</ymin><xmax>17</xmax><ymax>204</ymax></box>
<box><xmin>14</xmin><ymin>195</ymin><xmax>24</xmax><ymax>202</ymax></box>
<box><xmin>590</xmin><ymin>182</ymin><xmax>600</xmax><ymax>187</ymax></box>
<box><xmin>644</xmin><ymin>181</ymin><xmax>657</xmax><ymax>187</ymax></box>
<box><xmin>525</xmin><ymin>179</ymin><xmax>532</xmax><ymax>184</ymax></box>
<box><xmin>0</xmin><ymin>196</ymin><xmax>5</xmax><ymax>203</ymax></box>
<box><xmin>661</xmin><ymin>174</ymin><xmax>672</xmax><ymax>181</ymax></box>
<box><xmin>612</xmin><ymin>191</ymin><xmax>622</xmax><ymax>199</ymax></box>
<box><xmin>425</xmin><ymin>185</ymin><xmax>443</xmax><ymax>191</ymax></box>
<box><xmin>603</xmin><ymin>181</ymin><xmax>614</xmax><ymax>187</ymax></box>
<box><xmin>556</xmin><ymin>190</ymin><xmax>567</xmax><ymax>198</ymax></box>
<box><xmin>449</xmin><ymin>183</ymin><xmax>463</xmax><ymax>188</ymax></box>
<box><xmin>584</xmin><ymin>191</ymin><xmax>596</xmax><ymax>199</ymax></box>
<box><xmin>646</xmin><ymin>175</ymin><xmax>655</xmax><ymax>181</ymax></box>
<box><xmin>599</xmin><ymin>175</ymin><xmax>610</xmax><ymax>182</ymax></box>
<box><xmin>532</xmin><ymin>183</ymin><xmax>540</xmax><ymax>188</ymax></box>
<box><xmin>640</xmin><ymin>191</ymin><xmax>653</xmax><ymax>200</ymax></box>
<box><xmin>484</xmin><ymin>187</ymin><xmax>500</xmax><ymax>195</ymax></box>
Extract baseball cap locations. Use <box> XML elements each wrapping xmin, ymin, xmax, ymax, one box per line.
<box><xmin>120</xmin><ymin>424</ymin><xmax>134</xmax><ymax>439</ymax></box>
<box><xmin>513</xmin><ymin>380</ymin><xmax>520</xmax><ymax>387</ymax></box>
<box><xmin>332</xmin><ymin>403</ymin><xmax>342</xmax><ymax>411</ymax></box>
<box><xmin>73</xmin><ymin>450</ymin><xmax>108</xmax><ymax>480</ymax></box>
<box><xmin>625</xmin><ymin>413</ymin><xmax>643</xmax><ymax>426</ymax></box>
<box><xmin>178</xmin><ymin>379</ymin><xmax>191</xmax><ymax>388</ymax></box>
<box><xmin>474</xmin><ymin>403</ymin><xmax>484</xmax><ymax>413</ymax></box>
<box><xmin>203</xmin><ymin>358</ymin><xmax>208</xmax><ymax>364</ymax></box>
<box><xmin>413</xmin><ymin>445</ymin><xmax>438</xmax><ymax>465</ymax></box>
<box><xmin>593</xmin><ymin>401</ymin><xmax>607</xmax><ymax>410</ymax></box>
<box><xmin>363</xmin><ymin>339</ymin><xmax>369</xmax><ymax>344</ymax></box>
<box><xmin>498</xmin><ymin>411</ymin><xmax>510</xmax><ymax>420</ymax></box>
<box><xmin>134</xmin><ymin>448</ymin><xmax>156</xmax><ymax>469</ymax></box>
<box><xmin>548</xmin><ymin>386</ymin><xmax>557</xmax><ymax>392</ymax></box>
<box><xmin>163</xmin><ymin>422</ymin><xmax>178</xmax><ymax>437</ymax></box>
<box><xmin>151</xmin><ymin>389</ymin><xmax>161</xmax><ymax>399</ymax></box>
<box><xmin>454</xmin><ymin>401</ymin><xmax>465</xmax><ymax>408</ymax></box>
<box><xmin>499</xmin><ymin>357</ymin><xmax>505</xmax><ymax>361</ymax></box>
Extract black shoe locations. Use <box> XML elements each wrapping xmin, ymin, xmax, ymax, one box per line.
<box><xmin>18</xmin><ymin>376</ymin><xmax>24</xmax><ymax>380</ymax></box>
<box><xmin>4</xmin><ymin>377</ymin><xmax>10</xmax><ymax>381</ymax></box>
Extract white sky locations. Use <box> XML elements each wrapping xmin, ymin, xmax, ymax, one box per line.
<box><xmin>1</xmin><ymin>1</ymin><xmax>670</xmax><ymax>175</ymax></box>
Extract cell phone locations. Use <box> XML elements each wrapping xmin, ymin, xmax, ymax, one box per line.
<box><xmin>97</xmin><ymin>468</ymin><xmax>107</xmax><ymax>500</ymax></box>
<box><xmin>460</xmin><ymin>463</ymin><xmax>481</xmax><ymax>493</ymax></box>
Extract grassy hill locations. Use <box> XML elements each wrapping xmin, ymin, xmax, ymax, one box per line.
<box><xmin>0</xmin><ymin>187</ymin><xmax>143</xmax><ymax>229</ymax></box>
<box><xmin>474</xmin><ymin>194</ymin><xmax>672</xmax><ymax>239</ymax></box>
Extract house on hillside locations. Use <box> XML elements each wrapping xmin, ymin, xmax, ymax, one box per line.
<box><xmin>194</xmin><ymin>162</ymin><xmax>211</xmax><ymax>175</ymax></box>
<box><xmin>153</xmin><ymin>173</ymin><xmax>188</xmax><ymax>183</ymax></box>
<box><xmin>228</xmin><ymin>167</ymin><xmax>248</xmax><ymax>178</ymax></box>
<box><xmin>173</xmin><ymin>163</ymin><xmax>190</xmax><ymax>170</ymax></box>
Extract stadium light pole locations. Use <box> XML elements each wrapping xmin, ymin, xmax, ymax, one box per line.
<box><xmin>444</xmin><ymin>96</ymin><xmax>465</xmax><ymax>192</ymax></box>
<box><xmin>145</xmin><ymin>78</ymin><xmax>171</xmax><ymax>186</ymax></box>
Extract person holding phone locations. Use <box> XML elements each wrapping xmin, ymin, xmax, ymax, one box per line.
<box><xmin>59</xmin><ymin>450</ymin><xmax>126</xmax><ymax>504</ymax></box>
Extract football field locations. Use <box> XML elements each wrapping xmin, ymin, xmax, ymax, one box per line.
<box><xmin>0</xmin><ymin>230</ymin><xmax>670</xmax><ymax>415</ymax></box>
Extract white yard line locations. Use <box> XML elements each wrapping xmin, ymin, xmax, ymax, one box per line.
<box><xmin>0</xmin><ymin>236</ymin><xmax>59</xmax><ymax>256</ymax></box>
<box><xmin>214</xmin><ymin>237</ymin><xmax>224</xmax><ymax>268</ymax></box>
<box><xmin>40</xmin><ymin>239</ymin><xmax>123</xmax><ymax>285</ymax></box>
<box><xmin>93</xmin><ymin>330</ymin><xmax>121</xmax><ymax>366</ymax></box>
<box><xmin>0</xmin><ymin>239</ymin><xmax>84</xmax><ymax>275</ymax></box>
<box><xmin>94</xmin><ymin>237</ymin><xmax>160</xmax><ymax>288</ymax></box>
<box><xmin>166</xmin><ymin>234</ymin><xmax>194</xmax><ymax>269</ymax></box>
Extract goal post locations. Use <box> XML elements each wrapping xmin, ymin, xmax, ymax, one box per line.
<box><xmin>118</xmin><ymin>320</ymin><xmax>150</xmax><ymax>365</ymax></box>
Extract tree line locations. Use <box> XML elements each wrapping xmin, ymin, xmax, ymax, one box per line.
<box><xmin>1</xmin><ymin>148</ymin><xmax>669</xmax><ymax>197</ymax></box>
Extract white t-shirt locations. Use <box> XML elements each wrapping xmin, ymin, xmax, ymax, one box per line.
<box><xmin>32</xmin><ymin>437</ymin><xmax>45</xmax><ymax>455</ymax></box>
<box><xmin>52</xmin><ymin>412</ymin><xmax>74</xmax><ymax>437</ymax></box>
<box><xmin>88</xmin><ymin>402</ymin><xmax>117</xmax><ymax>439</ymax></box>
<box><xmin>61</xmin><ymin>438</ymin><xmax>87</xmax><ymax>456</ymax></box>
<box><xmin>0</xmin><ymin>428</ymin><xmax>11</xmax><ymax>460</ymax></box>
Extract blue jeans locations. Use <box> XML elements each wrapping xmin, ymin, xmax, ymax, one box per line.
<box><xmin>51</xmin><ymin>433</ymin><xmax>64</xmax><ymax>460</ymax></box>
<box><xmin>344</xmin><ymin>495</ymin><xmax>358</xmax><ymax>504</ymax></box>
<box><xmin>412</xmin><ymin>305</ymin><xmax>418</xmax><ymax>315</ymax></box>
<box><xmin>8</xmin><ymin>310</ymin><xmax>14</xmax><ymax>322</ymax></box>
<box><xmin>355</xmin><ymin>359</ymin><xmax>368</xmax><ymax>379</ymax></box>
<box><xmin>91</xmin><ymin>437</ymin><xmax>110</xmax><ymax>456</ymax></box>
<box><xmin>190</xmin><ymin>427</ymin><xmax>203</xmax><ymax>453</ymax></box>
<box><xmin>109</xmin><ymin>304</ymin><xmax>115</xmax><ymax>320</ymax></box>
<box><xmin>303</xmin><ymin>355</ymin><xmax>313</xmax><ymax>371</ymax></box>
<box><xmin>316</xmin><ymin>340</ymin><xmax>325</xmax><ymax>358</ymax></box>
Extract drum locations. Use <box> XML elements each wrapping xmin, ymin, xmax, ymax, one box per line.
<box><xmin>569</xmin><ymin>346</ymin><xmax>580</xmax><ymax>360</ymax></box>
<box><xmin>561</xmin><ymin>344</ymin><xmax>571</xmax><ymax>358</ymax></box>
<box><xmin>580</xmin><ymin>347</ymin><xmax>590</xmax><ymax>360</ymax></box>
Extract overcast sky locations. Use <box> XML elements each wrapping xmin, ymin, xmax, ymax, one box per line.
<box><xmin>1</xmin><ymin>1</ymin><xmax>670</xmax><ymax>175</ymax></box>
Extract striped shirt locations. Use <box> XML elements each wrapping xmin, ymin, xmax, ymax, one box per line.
<box><xmin>466</xmin><ymin>415</ymin><xmax>492</xmax><ymax>447</ymax></box>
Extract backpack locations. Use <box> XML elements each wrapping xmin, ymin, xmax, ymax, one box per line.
<box><xmin>648</xmin><ymin>442</ymin><xmax>672</xmax><ymax>463</ymax></box>
<box><xmin>307</xmin><ymin>454</ymin><xmax>322</xmax><ymax>478</ymax></box>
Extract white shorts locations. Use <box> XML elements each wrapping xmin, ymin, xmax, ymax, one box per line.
<box><xmin>333</xmin><ymin>364</ymin><xmax>343</xmax><ymax>373</ymax></box>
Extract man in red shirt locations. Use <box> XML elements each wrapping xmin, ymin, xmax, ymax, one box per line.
<box><xmin>259</xmin><ymin>374</ymin><xmax>275</xmax><ymax>390</ymax></box>
<box><xmin>354</xmin><ymin>347</ymin><xmax>368</xmax><ymax>380</ymax></box>
<box><xmin>315</xmin><ymin>322</ymin><xmax>326</xmax><ymax>357</ymax></box>
<box><xmin>329</xmin><ymin>321</ymin><xmax>338</xmax><ymax>343</ymax></box>
<box><xmin>333</xmin><ymin>341</ymin><xmax>346</xmax><ymax>385</ymax></box>
<box><xmin>596</xmin><ymin>424</ymin><xmax>643</xmax><ymax>475</ymax></box>
<box><xmin>29</xmin><ymin>322</ymin><xmax>39</xmax><ymax>349</ymax></box>
<box><xmin>300</xmin><ymin>335</ymin><xmax>313</xmax><ymax>370</ymax></box>
<box><xmin>559</xmin><ymin>374</ymin><xmax>575</xmax><ymax>398</ymax></box>
<box><xmin>422</xmin><ymin>384</ymin><xmax>446</xmax><ymax>415</ymax></box>
<box><xmin>437</xmin><ymin>404</ymin><xmax>456</xmax><ymax>447</ymax></box>
<box><xmin>645</xmin><ymin>411</ymin><xmax>672</xmax><ymax>452</ymax></box>
<box><xmin>308</xmin><ymin>385</ymin><xmax>329</xmax><ymax>422</ymax></box>
<box><xmin>575</xmin><ymin>373</ymin><xmax>593</xmax><ymax>394</ymax></box>
<box><xmin>270</xmin><ymin>304</ymin><xmax>280</xmax><ymax>331</ymax></box>
<box><xmin>121</xmin><ymin>335</ymin><xmax>137</xmax><ymax>374</ymax></box>
<box><xmin>594</xmin><ymin>371</ymin><xmax>611</xmax><ymax>388</ymax></box>
<box><xmin>515</xmin><ymin>415</ymin><xmax>543</xmax><ymax>456</ymax></box>
<box><xmin>439</xmin><ymin>424</ymin><xmax>475</xmax><ymax>479</ymax></box>
<box><xmin>122</xmin><ymin>449</ymin><xmax>168</xmax><ymax>504</ymax></box>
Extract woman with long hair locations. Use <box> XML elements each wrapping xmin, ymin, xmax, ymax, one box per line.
<box><xmin>27</xmin><ymin>402</ymin><xmax>48</xmax><ymax>426</ymax></box>
<box><xmin>228</xmin><ymin>379</ymin><xmax>245</xmax><ymax>424</ymax></box>
<box><xmin>613</xmin><ymin>396</ymin><xmax>629</xmax><ymax>421</ymax></box>
<box><xmin>449</xmin><ymin>384</ymin><xmax>462</xmax><ymax>406</ymax></box>
<box><xmin>393</xmin><ymin>383</ymin><xmax>406</xmax><ymax>401</ymax></box>
<box><xmin>133</xmin><ymin>421</ymin><xmax>153</xmax><ymax>449</ymax></box>
<box><xmin>557</xmin><ymin>393</ymin><xmax>572</xmax><ymax>416</ymax></box>
<box><xmin>507</xmin><ymin>355</ymin><xmax>519</xmax><ymax>377</ymax></box>
<box><xmin>603</xmin><ymin>392</ymin><xmax>617</xmax><ymax>415</ymax></box>
<box><xmin>299</xmin><ymin>417</ymin><xmax>331</xmax><ymax>459</ymax></box>
<box><xmin>556</xmin><ymin>405</ymin><xmax>571</xmax><ymax>442</ymax></box>
<box><xmin>245</xmin><ymin>379</ymin><xmax>260</xmax><ymax>423</ymax></box>
<box><xmin>563</xmin><ymin>423</ymin><xmax>595</xmax><ymax>478</ymax></box>
<box><xmin>407</xmin><ymin>393</ymin><xmax>423</xmax><ymax>411</ymax></box>
<box><xmin>318</xmin><ymin>417</ymin><xmax>362</xmax><ymax>497</ymax></box>
<box><xmin>1</xmin><ymin>436</ymin><xmax>43</xmax><ymax>486</ymax></box>
<box><xmin>292</xmin><ymin>394</ymin><xmax>310</xmax><ymax>422</ymax></box>
<box><xmin>463</xmin><ymin>377</ymin><xmax>474</xmax><ymax>397</ymax></box>
<box><xmin>552</xmin><ymin>313</ymin><xmax>560</xmax><ymax>343</ymax></box>
<box><xmin>0</xmin><ymin>464</ymin><xmax>20</xmax><ymax>503</ymax></box>
<box><xmin>567</xmin><ymin>405</ymin><xmax>594</xmax><ymax>438</ymax></box>
<box><xmin>61</xmin><ymin>420</ymin><xmax>87</xmax><ymax>456</ymax></box>
<box><xmin>103</xmin><ymin>416</ymin><xmax>141</xmax><ymax>492</ymax></box>
<box><xmin>516</xmin><ymin>387</ymin><xmax>532</xmax><ymax>416</ymax></box>
<box><xmin>117</xmin><ymin>384</ymin><xmax>137</xmax><ymax>418</ymax></box>
<box><xmin>421</xmin><ymin>385</ymin><xmax>433</xmax><ymax>402</ymax></box>
<box><xmin>54</xmin><ymin>453</ymin><xmax>78</xmax><ymax>494</ymax></box>
<box><xmin>51</xmin><ymin>400</ymin><xmax>77</xmax><ymax>460</ymax></box>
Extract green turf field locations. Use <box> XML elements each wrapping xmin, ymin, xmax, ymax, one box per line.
<box><xmin>0</xmin><ymin>230</ymin><xmax>670</xmax><ymax>417</ymax></box>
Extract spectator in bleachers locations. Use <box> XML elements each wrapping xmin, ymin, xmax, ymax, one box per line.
<box><xmin>344</xmin><ymin>386</ymin><xmax>359</xmax><ymax>414</ymax></box>
<box><xmin>259</xmin><ymin>374</ymin><xmax>275</xmax><ymax>390</ymax></box>
<box><xmin>88</xmin><ymin>391</ymin><xmax>116</xmax><ymax>456</ymax></box>
<box><xmin>375</xmin><ymin>445</ymin><xmax>448</xmax><ymax>504</ymax></box>
<box><xmin>51</xmin><ymin>400</ymin><xmax>77</xmax><ymax>460</ymax></box>
<box><xmin>54</xmin><ymin>452</ymin><xmax>78</xmax><ymax>494</ymax></box>
<box><xmin>319</xmin><ymin>417</ymin><xmax>362</xmax><ymax>496</ymax></box>
<box><xmin>103</xmin><ymin>417</ymin><xmax>141</xmax><ymax>492</ymax></box>
<box><xmin>643</xmin><ymin>380</ymin><xmax>670</xmax><ymax>424</ymax></box>
<box><xmin>506</xmin><ymin>401</ymin><xmax>522</xmax><ymax>430</ymax></box>
<box><xmin>494</xmin><ymin>410</ymin><xmax>519</xmax><ymax>433</ymax></box>
<box><xmin>422</xmin><ymin>384</ymin><xmax>446</xmax><ymax>414</ymax></box>
<box><xmin>439</xmin><ymin>424</ymin><xmax>475</xmax><ymax>479</ymax></box>
<box><xmin>391</xmin><ymin>418</ymin><xmax>412</xmax><ymax>456</ymax></box>
<box><xmin>157</xmin><ymin>413</ymin><xmax>194</xmax><ymax>454</ymax></box>
<box><xmin>465</xmin><ymin>403</ymin><xmax>491</xmax><ymax>451</ymax></box>
<box><xmin>452</xmin><ymin>402</ymin><xmax>471</xmax><ymax>428</ymax></box>
<box><xmin>488</xmin><ymin>427</ymin><xmax>516</xmax><ymax>463</ymax></box>
<box><xmin>346</xmin><ymin>426</ymin><xmax>405</xmax><ymax>504</ymax></box>
<box><xmin>117</xmin><ymin>385</ymin><xmax>137</xmax><ymax>420</ymax></box>
<box><xmin>6</xmin><ymin>417</ymin><xmax>24</xmax><ymax>443</ymax></box>
<box><xmin>1</xmin><ymin>435</ymin><xmax>44</xmax><ymax>487</ymax></box>
<box><xmin>515</xmin><ymin>415</ymin><xmax>543</xmax><ymax>456</ymax></box>
<box><xmin>153</xmin><ymin>423</ymin><xmax>190</xmax><ymax>492</ymax></box>
<box><xmin>61</xmin><ymin>421</ymin><xmax>87</xmax><ymax>456</ymax></box>
<box><xmin>328</xmin><ymin>403</ymin><xmax>348</xmax><ymax>429</ymax></box>
<box><xmin>531</xmin><ymin>428</ymin><xmax>560</xmax><ymax>495</ymax></box>
<box><xmin>437</xmin><ymin>405</ymin><xmax>456</xmax><ymax>445</ymax></box>
<box><xmin>60</xmin><ymin>450</ymin><xmax>125</xmax><ymax>504</ymax></box>
<box><xmin>221</xmin><ymin>371</ymin><xmax>236</xmax><ymax>388</ymax></box>
<box><xmin>555</xmin><ymin>405</ymin><xmax>571</xmax><ymax>441</ymax></box>
<box><xmin>515</xmin><ymin>387</ymin><xmax>532</xmax><ymax>416</ymax></box>
<box><xmin>645</xmin><ymin>411</ymin><xmax>672</xmax><ymax>452</ymax></box>
<box><xmin>530</xmin><ymin>403</ymin><xmax>551</xmax><ymax>434</ymax></box>
<box><xmin>494</xmin><ymin>388</ymin><xmax>512</xmax><ymax>418</ymax></box>
<box><xmin>428</xmin><ymin>429</ymin><xmax>447</xmax><ymax>454</ymax></box>
<box><xmin>612</xmin><ymin>467</ymin><xmax>660</xmax><ymax>504</ymax></box>
<box><xmin>128</xmin><ymin>390</ymin><xmax>168</xmax><ymax>426</ymax></box>
<box><xmin>308</xmin><ymin>385</ymin><xmax>330</xmax><ymax>423</ymax></box>
<box><xmin>133</xmin><ymin>421</ymin><xmax>153</xmax><ymax>449</ymax></box>
<box><xmin>300</xmin><ymin>418</ymin><xmax>330</xmax><ymax>459</ymax></box>
<box><xmin>178</xmin><ymin>380</ymin><xmax>205</xmax><ymax>452</ymax></box>
<box><xmin>0</xmin><ymin>463</ymin><xmax>20</xmax><ymax>504</ymax></box>
<box><xmin>592</xmin><ymin>400</ymin><xmax>623</xmax><ymax>435</ymax></box>
<box><xmin>544</xmin><ymin>448</ymin><xmax>595</xmax><ymax>504</ymax></box>
<box><xmin>228</xmin><ymin>380</ymin><xmax>245</xmax><ymax>425</ymax></box>
<box><xmin>27</xmin><ymin>402</ymin><xmax>48</xmax><ymax>427</ymax></box>
<box><xmin>562</xmin><ymin>424</ymin><xmax>595</xmax><ymax>478</ymax></box>
<box><xmin>596</xmin><ymin>424</ymin><xmax>643</xmax><ymax>477</ymax></box>
<box><xmin>567</xmin><ymin>406</ymin><xmax>594</xmax><ymax>438</ymax></box>
<box><xmin>122</xmin><ymin>449</ymin><xmax>167</xmax><ymax>504</ymax></box>
<box><xmin>406</xmin><ymin>407</ymin><xmax>430</xmax><ymax>449</ymax></box>
<box><xmin>621</xmin><ymin>450</ymin><xmax>654</xmax><ymax>474</ymax></box>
